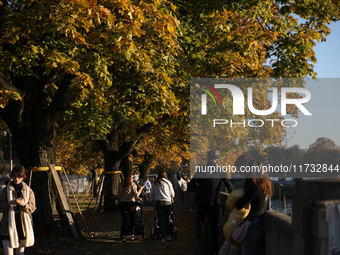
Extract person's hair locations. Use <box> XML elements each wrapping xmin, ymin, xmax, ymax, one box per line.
<box><xmin>156</xmin><ymin>170</ymin><xmax>168</xmax><ymax>186</ymax></box>
<box><xmin>177</xmin><ymin>172</ymin><xmax>182</xmax><ymax>180</ymax></box>
<box><xmin>234</xmin><ymin>153</ymin><xmax>253</xmax><ymax>167</ymax></box>
<box><xmin>123</xmin><ymin>172</ymin><xmax>133</xmax><ymax>188</ymax></box>
<box><xmin>243</xmin><ymin>159</ymin><xmax>273</xmax><ymax>197</ymax></box>
<box><xmin>207</xmin><ymin>150</ymin><xmax>221</xmax><ymax>161</ymax></box>
<box><xmin>10</xmin><ymin>165</ymin><xmax>26</xmax><ymax>180</ymax></box>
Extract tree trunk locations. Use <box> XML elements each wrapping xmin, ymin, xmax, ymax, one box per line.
<box><xmin>120</xmin><ymin>156</ymin><xmax>131</xmax><ymax>176</ymax></box>
<box><xmin>12</xmin><ymin>117</ymin><xmax>77</xmax><ymax>236</ymax></box>
<box><xmin>102</xmin><ymin>149</ymin><xmax>121</xmax><ymax>212</ymax></box>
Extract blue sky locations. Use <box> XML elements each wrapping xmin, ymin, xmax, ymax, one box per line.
<box><xmin>284</xmin><ymin>22</ymin><xmax>340</xmax><ymax>149</ymax></box>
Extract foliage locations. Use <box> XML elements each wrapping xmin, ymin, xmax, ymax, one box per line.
<box><xmin>265</xmin><ymin>138</ymin><xmax>340</xmax><ymax>168</ymax></box>
<box><xmin>59</xmin><ymin>0</ymin><xmax>182</xmax><ymax>142</ymax></box>
<box><xmin>133</xmin><ymin>135</ymin><xmax>189</xmax><ymax>175</ymax></box>
<box><xmin>55</xmin><ymin>134</ymin><xmax>104</xmax><ymax>175</ymax></box>
<box><xmin>265</xmin><ymin>144</ymin><xmax>304</xmax><ymax>166</ymax></box>
<box><xmin>303</xmin><ymin>137</ymin><xmax>340</xmax><ymax>165</ymax></box>
<box><xmin>48</xmin><ymin>2</ymin><xmax>191</xmax><ymax>195</ymax></box>
<box><xmin>175</xmin><ymin>0</ymin><xmax>340</xmax><ymax>79</ymax></box>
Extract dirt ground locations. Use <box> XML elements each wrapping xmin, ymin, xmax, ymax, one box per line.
<box><xmin>9</xmin><ymin>194</ymin><xmax>204</xmax><ymax>255</ymax></box>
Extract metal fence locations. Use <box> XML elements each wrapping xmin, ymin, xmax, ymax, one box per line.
<box><xmin>61</xmin><ymin>175</ymin><xmax>90</xmax><ymax>194</ymax></box>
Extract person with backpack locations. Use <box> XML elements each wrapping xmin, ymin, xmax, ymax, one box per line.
<box><xmin>175</xmin><ymin>172</ymin><xmax>187</xmax><ymax>213</ymax></box>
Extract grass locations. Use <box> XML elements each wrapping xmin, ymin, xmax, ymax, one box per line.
<box><xmin>69</xmin><ymin>194</ymin><xmax>99</xmax><ymax>214</ymax></box>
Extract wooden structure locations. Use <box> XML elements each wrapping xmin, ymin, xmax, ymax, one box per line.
<box><xmin>27</xmin><ymin>164</ymin><xmax>91</xmax><ymax>238</ymax></box>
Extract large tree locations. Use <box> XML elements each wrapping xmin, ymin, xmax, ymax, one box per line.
<box><xmin>0</xmin><ymin>0</ymin><xmax>179</xmax><ymax>234</ymax></box>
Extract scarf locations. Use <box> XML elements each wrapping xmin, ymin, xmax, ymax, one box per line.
<box><xmin>12</xmin><ymin>182</ymin><xmax>22</xmax><ymax>191</ymax></box>
<box><xmin>7</xmin><ymin>182</ymin><xmax>35</xmax><ymax>248</ymax></box>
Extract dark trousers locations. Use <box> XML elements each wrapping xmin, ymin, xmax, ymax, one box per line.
<box><xmin>120</xmin><ymin>202</ymin><xmax>137</xmax><ymax>236</ymax></box>
<box><xmin>196</xmin><ymin>203</ymin><xmax>220</xmax><ymax>250</ymax></box>
<box><xmin>155</xmin><ymin>201</ymin><xmax>172</xmax><ymax>238</ymax></box>
<box><xmin>242</xmin><ymin>216</ymin><xmax>264</xmax><ymax>255</ymax></box>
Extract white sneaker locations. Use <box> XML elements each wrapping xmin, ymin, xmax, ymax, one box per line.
<box><xmin>167</xmin><ymin>237</ymin><xmax>172</xmax><ymax>241</ymax></box>
<box><xmin>122</xmin><ymin>237</ymin><xmax>127</xmax><ymax>242</ymax></box>
<box><xmin>161</xmin><ymin>238</ymin><xmax>166</xmax><ymax>243</ymax></box>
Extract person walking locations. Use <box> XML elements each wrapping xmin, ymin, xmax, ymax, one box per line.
<box><xmin>190</xmin><ymin>150</ymin><xmax>234</xmax><ymax>255</ymax></box>
<box><xmin>118</xmin><ymin>172</ymin><xmax>145</xmax><ymax>242</ymax></box>
<box><xmin>143</xmin><ymin>177</ymin><xmax>152</xmax><ymax>203</ymax></box>
<box><xmin>187</xmin><ymin>176</ymin><xmax>197</xmax><ymax>212</ymax></box>
<box><xmin>0</xmin><ymin>165</ymin><xmax>36</xmax><ymax>255</ymax></box>
<box><xmin>175</xmin><ymin>173</ymin><xmax>187</xmax><ymax>213</ymax></box>
<box><xmin>151</xmin><ymin>170</ymin><xmax>175</xmax><ymax>243</ymax></box>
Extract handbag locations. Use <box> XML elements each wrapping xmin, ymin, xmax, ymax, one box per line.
<box><xmin>232</xmin><ymin>220</ymin><xmax>251</xmax><ymax>243</ymax></box>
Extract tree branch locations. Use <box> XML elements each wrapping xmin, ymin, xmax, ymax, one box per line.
<box><xmin>0</xmin><ymin>75</ymin><xmax>23</xmax><ymax>96</ymax></box>
<box><xmin>256</xmin><ymin>17</ymin><xmax>266</xmax><ymax>32</ymax></box>
<box><xmin>48</xmin><ymin>74</ymin><xmax>77</xmax><ymax>125</ymax></box>
<box><xmin>119</xmin><ymin>123</ymin><xmax>154</xmax><ymax>159</ymax></box>
<box><xmin>0</xmin><ymin>75</ymin><xmax>25</xmax><ymax>126</ymax></box>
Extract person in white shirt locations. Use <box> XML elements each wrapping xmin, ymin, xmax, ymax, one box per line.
<box><xmin>151</xmin><ymin>170</ymin><xmax>175</xmax><ymax>243</ymax></box>
<box><xmin>143</xmin><ymin>178</ymin><xmax>151</xmax><ymax>194</ymax></box>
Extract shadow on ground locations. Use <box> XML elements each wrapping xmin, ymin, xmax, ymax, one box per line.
<box><xmin>15</xmin><ymin>194</ymin><xmax>202</xmax><ymax>255</ymax></box>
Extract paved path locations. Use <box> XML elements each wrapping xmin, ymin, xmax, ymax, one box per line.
<box><xmin>21</xmin><ymin>194</ymin><xmax>202</xmax><ymax>255</ymax></box>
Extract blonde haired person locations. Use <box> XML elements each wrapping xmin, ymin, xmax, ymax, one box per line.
<box><xmin>0</xmin><ymin>165</ymin><xmax>36</xmax><ymax>255</ymax></box>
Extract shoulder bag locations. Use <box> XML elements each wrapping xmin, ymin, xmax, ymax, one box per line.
<box><xmin>231</xmin><ymin>219</ymin><xmax>251</xmax><ymax>243</ymax></box>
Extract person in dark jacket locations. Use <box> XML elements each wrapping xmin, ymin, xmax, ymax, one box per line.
<box><xmin>235</xmin><ymin>158</ymin><xmax>273</xmax><ymax>255</ymax></box>
<box><xmin>190</xmin><ymin>150</ymin><xmax>234</xmax><ymax>254</ymax></box>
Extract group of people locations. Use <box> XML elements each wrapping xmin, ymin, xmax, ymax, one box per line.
<box><xmin>118</xmin><ymin>150</ymin><xmax>272</xmax><ymax>255</ymax></box>
<box><xmin>118</xmin><ymin>170</ymin><xmax>175</xmax><ymax>243</ymax></box>
<box><xmin>118</xmin><ymin>169</ymin><xmax>194</xmax><ymax>243</ymax></box>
